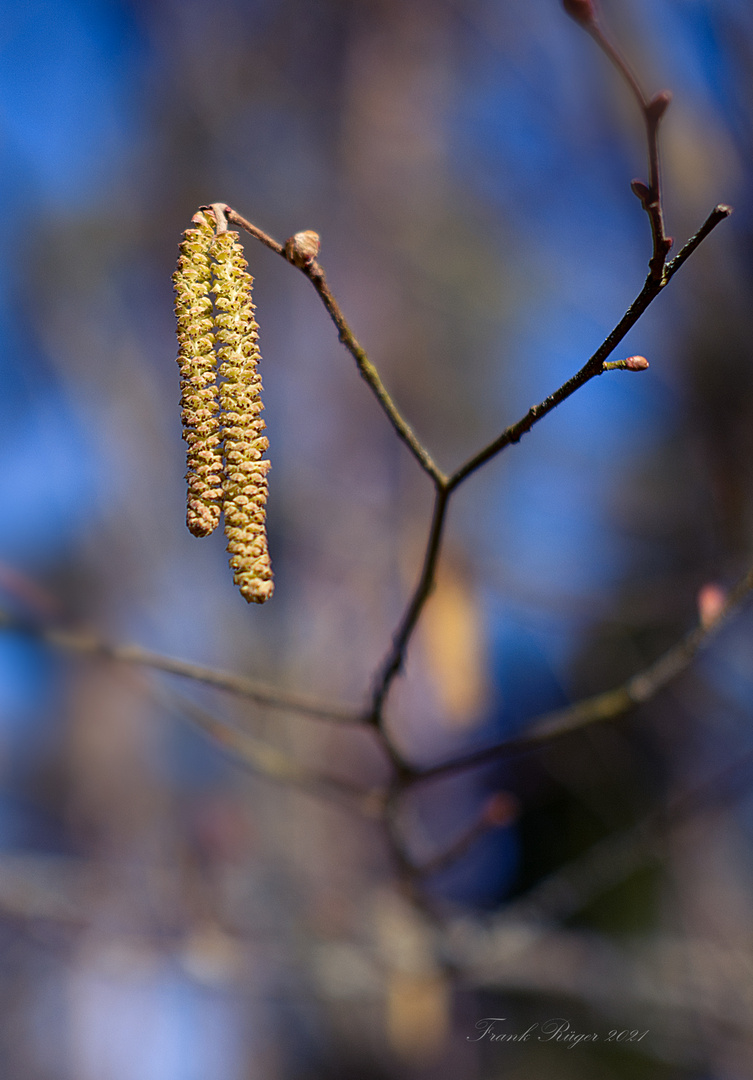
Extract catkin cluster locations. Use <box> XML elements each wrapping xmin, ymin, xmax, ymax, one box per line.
<box><xmin>173</xmin><ymin>211</ymin><xmax>273</xmax><ymax>604</ymax></box>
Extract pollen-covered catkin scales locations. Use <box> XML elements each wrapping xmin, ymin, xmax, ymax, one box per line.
<box><xmin>173</xmin><ymin>211</ymin><xmax>223</xmax><ymax>537</ymax></box>
<box><xmin>211</xmin><ymin>230</ymin><xmax>274</xmax><ymax>604</ymax></box>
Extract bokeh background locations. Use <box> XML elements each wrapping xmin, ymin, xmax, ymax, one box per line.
<box><xmin>1</xmin><ymin>0</ymin><xmax>753</xmax><ymax>1076</ymax></box>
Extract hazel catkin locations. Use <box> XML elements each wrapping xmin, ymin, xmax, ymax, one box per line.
<box><xmin>173</xmin><ymin>210</ymin><xmax>224</xmax><ymax>537</ymax></box>
<box><xmin>210</xmin><ymin>230</ymin><xmax>274</xmax><ymax>604</ymax></box>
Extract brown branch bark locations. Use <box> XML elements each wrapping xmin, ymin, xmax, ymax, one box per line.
<box><xmin>367</xmin><ymin>486</ymin><xmax>450</xmax><ymax>725</ymax></box>
<box><xmin>448</xmin><ymin>204</ymin><xmax>730</xmax><ymax>492</ymax></box>
<box><xmin>223</xmin><ymin>206</ymin><xmax>445</xmax><ymax>485</ymax></box>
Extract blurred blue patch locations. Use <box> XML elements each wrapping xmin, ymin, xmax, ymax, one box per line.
<box><xmin>0</xmin><ymin>637</ymin><xmax>60</xmax><ymax>764</ymax></box>
<box><xmin>0</xmin><ymin>388</ymin><xmax>99</xmax><ymax>564</ymax></box>
<box><xmin>0</xmin><ymin>0</ymin><xmax>142</xmax><ymax>205</ymax></box>
<box><xmin>487</xmin><ymin>608</ymin><xmax>569</xmax><ymax>738</ymax></box>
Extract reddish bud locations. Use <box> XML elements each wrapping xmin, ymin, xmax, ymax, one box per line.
<box><xmin>562</xmin><ymin>0</ymin><xmax>596</xmax><ymax>26</ymax></box>
<box><xmin>631</xmin><ymin>179</ymin><xmax>651</xmax><ymax>203</ymax></box>
<box><xmin>482</xmin><ymin>792</ymin><xmax>520</xmax><ymax>828</ymax></box>
<box><xmin>603</xmin><ymin>355</ymin><xmax>650</xmax><ymax>372</ymax></box>
<box><xmin>698</xmin><ymin>583</ymin><xmax>726</xmax><ymax>629</ymax></box>
<box><xmin>646</xmin><ymin>90</ymin><xmax>672</xmax><ymax>124</ymax></box>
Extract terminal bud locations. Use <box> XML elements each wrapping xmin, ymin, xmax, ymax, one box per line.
<box><xmin>646</xmin><ymin>90</ymin><xmax>672</xmax><ymax>124</ymax></box>
<box><xmin>562</xmin><ymin>0</ymin><xmax>597</xmax><ymax>26</ymax></box>
<box><xmin>482</xmin><ymin>792</ymin><xmax>520</xmax><ymax>828</ymax></box>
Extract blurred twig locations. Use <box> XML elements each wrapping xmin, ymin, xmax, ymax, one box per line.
<box><xmin>418</xmin><ymin>554</ymin><xmax>753</xmax><ymax>781</ymax></box>
<box><xmin>0</xmin><ymin>608</ymin><xmax>358</xmax><ymax>722</ymax></box>
<box><xmin>445</xmin><ymin>738</ymin><xmax>753</xmax><ymax>969</ymax></box>
<box><xmin>165</xmin><ymin>691</ymin><xmax>387</xmax><ymax>819</ymax></box>
<box><xmin>1</xmin><ymin>518</ymin><xmax>747</xmax><ymax>792</ymax></box>
<box><xmin>577</xmin><ymin>4</ymin><xmax>674</xmax><ymax>278</ymax></box>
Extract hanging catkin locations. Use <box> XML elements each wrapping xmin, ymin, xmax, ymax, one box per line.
<box><xmin>172</xmin><ymin>211</ymin><xmax>224</xmax><ymax>537</ymax></box>
<box><xmin>211</xmin><ymin>230</ymin><xmax>274</xmax><ymax>604</ymax></box>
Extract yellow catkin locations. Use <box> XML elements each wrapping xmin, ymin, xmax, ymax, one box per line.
<box><xmin>173</xmin><ymin>210</ymin><xmax>223</xmax><ymax>537</ymax></box>
<box><xmin>211</xmin><ymin>230</ymin><xmax>274</xmax><ymax>604</ymax></box>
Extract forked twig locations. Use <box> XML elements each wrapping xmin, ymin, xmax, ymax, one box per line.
<box><xmin>0</xmin><ymin>4</ymin><xmax>737</xmax><ymax>901</ymax></box>
<box><xmin>223</xmin><ymin>200</ymin><xmax>730</xmax><ymax>731</ymax></box>
<box><xmin>565</xmin><ymin>0</ymin><xmax>673</xmax><ymax>278</ymax></box>
<box><xmin>223</xmin><ymin>207</ymin><xmax>445</xmax><ymax>485</ymax></box>
<box><xmin>449</xmin><ymin>205</ymin><xmax>731</xmax><ymax>490</ymax></box>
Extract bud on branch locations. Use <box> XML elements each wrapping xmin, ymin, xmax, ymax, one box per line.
<box><xmin>603</xmin><ymin>355</ymin><xmax>649</xmax><ymax>372</ymax></box>
<box><xmin>562</xmin><ymin>0</ymin><xmax>597</xmax><ymax>27</ymax></box>
<box><xmin>646</xmin><ymin>90</ymin><xmax>672</xmax><ymax>125</ymax></box>
<box><xmin>285</xmin><ymin>230</ymin><xmax>321</xmax><ymax>269</ymax></box>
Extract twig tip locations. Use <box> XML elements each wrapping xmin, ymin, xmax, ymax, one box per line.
<box><xmin>482</xmin><ymin>792</ymin><xmax>520</xmax><ymax>828</ymax></box>
<box><xmin>562</xmin><ymin>0</ymin><xmax>597</xmax><ymax>27</ymax></box>
<box><xmin>646</xmin><ymin>90</ymin><xmax>672</xmax><ymax>123</ymax></box>
<box><xmin>604</xmin><ymin>355</ymin><xmax>649</xmax><ymax>372</ymax></box>
<box><xmin>698</xmin><ymin>583</ymin><xmax>727</xmax><ymax>629</ymax></box>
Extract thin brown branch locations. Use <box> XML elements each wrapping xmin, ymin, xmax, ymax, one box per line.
<box><xmin>417</xmin><ymin>555</ymin><xmax>753</xmax><ymax>781</ymax></box>
<box><xmin>0</xmin><ymin>607</ymin><xmax>359</xmax><ymax>723</ymax></box>
<box><xmin>579</xmin><ymin>15</ymin><xmax>673</xmax><ymax>278</ymax></box>
<box><xmin>221</xmin><ymin>188</ymin><xmax>728</xmax><ymax>748</ymax></box>
<box><xmin>219</xmin><ymin>204</ymin><xmax>451</xmax><ymax>732</ymax></box>
<box><xmin>448</xmin><ymin>203</ymin><xmax>729</xmax><ymax>491</ymax></box>
<box><xmin>368</xmin><ymin>485</ymin><xmax>451</xmax><ymax>724</ymax></box>
<box><xmin>448</xmin><ymin>278</ymin><xmax>657</xmax><ymax>489</ymax></box>
<box><xmin>664</xmin><ymin>204</ymin><xmax>733</xmax><ymax>280</ymax></box>
<box><xmin>12</xmin><ymin>203</ymin><xmax>728</xmax><ymax>752</ymax></box>
<box><xmin>223</xmin><ymin>205</ymin><xmax>445</xmax><ymax>485</ymax></box>
<box><xmin>304</xmin><ymin>266</ymin><xmax>445</xmax><ymax>483</ymax></box>
<box><xmin>530</xmin><ymin>557</ymin><xmax>753</xmax><ymax>742</ymax></box>
<box><xmin>209</xmin><ymin>206</ymin><xmax>284</xmax><ymax>257</ymax></box>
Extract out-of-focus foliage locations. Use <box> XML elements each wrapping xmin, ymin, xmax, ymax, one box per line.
<box><xmin>1</xmin><ymin>0</ymin><xmax>753</xmax><ymax>1076</ymax></box>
